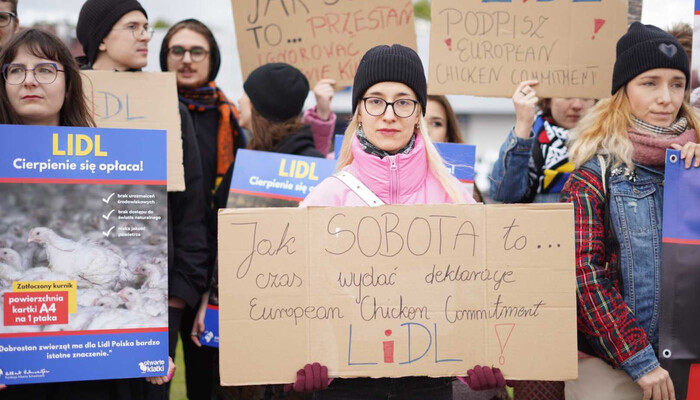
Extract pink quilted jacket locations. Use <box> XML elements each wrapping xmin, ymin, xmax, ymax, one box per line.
<box><xmin>301</xmin><ymin>133</ymin><xmax>473</xmax><ymax>206</ymax></box>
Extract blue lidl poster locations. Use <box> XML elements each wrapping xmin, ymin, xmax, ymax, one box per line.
<box><xmin>660</xmin><ymin>149</ymin><xmax>700</xmax><ymax>400</ymax></box>
<box><xmin>228</xmin><ymin>149</ymin><xmax>335</xmax><ymax>207</ymax></box>
<box><xmin>0</xmin><ymin>124</ymin><xmax>168</xmax><ymax>384</ymax></box>
<box><xmin>200</xmin><ymin>305</ymin><xmax>219</xmax><ymax>348</ymax></box>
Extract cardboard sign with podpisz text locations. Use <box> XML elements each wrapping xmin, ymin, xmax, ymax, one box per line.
<box><xmin>218</xmin><ymin>203</ymin><xmax>577</xmax><ymax>385</ymax></box>
<box><xmin>428</xmin><ymin>0</ymin><xmax>627</xmax><ymax>99</ymax></box>
<box><xmin>231</xmin><ymin>0</ymin><xmax>417</xmax><ymax>87</ymax></box>
<box><xmin>81</xmin><ymin>71</ymin><xmax>185</xmax><ymax>192</ymax></box>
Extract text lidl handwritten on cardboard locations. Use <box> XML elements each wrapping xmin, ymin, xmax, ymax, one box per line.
<box><xmin>218</xmin><ymin>204</ymin><xmax>577</xmax><ymax>385</ymax></box>
<box><xmin>81</xmin><ymin>71</ymin><xmax>184</xmax><ymax>192</ymax></box>
<box><xmin>428</xmin><ymin>0</ymin><xmax>627</xmax><ymax>99</ymax></box>
<box><xmin>231</xmin><ymin>0</ymin><xmax>417</xmax><ymax>86</ymax></box>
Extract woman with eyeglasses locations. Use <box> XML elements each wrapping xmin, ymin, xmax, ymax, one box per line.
<box><xmin>0</xmin><ymin>0</ymin><xmax>19</xmax><ymax>48</ymax></box>
<box><xmin>293</xmin><ymin>44</ymin><xmax>510</xmax><ymax>400</ymax></box>
<box><xmin>0</xmin><ymin>28</ymin><xmax>149</xmax><ymax>400</ymax></box>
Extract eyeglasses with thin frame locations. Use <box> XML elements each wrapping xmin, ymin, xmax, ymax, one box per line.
<box><xmin>2</xmin><ymin>63</ymin><xmax>65</xmax><ymax>85</ymax></box>
<box><xmin>0</xmin><ymin>11</ymin><xmax>16</xmax><ymax>28</ymax></box>
<box><xmin>168</xmin><ymin>46</ymin><xmax>210</xmax><ymax>62</ymax></box>
<box><xmin>112</xmin><ymin>24</ymin><xmax>155</xmax><ymax>40</ymax></box>
<box><xmin>362</xmin><ymin>97</ymin><xmax>418</xmax><ymax>118</ymax></box>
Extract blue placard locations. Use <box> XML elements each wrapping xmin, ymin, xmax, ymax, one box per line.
<box><xmin>333</xmin><ymin>135</ymin><xmax>475</xmax><ymax>183</ymax></box>
<box><xmin>0</xmin><ymin>124</ymin><xmax>167</xmax><ymax>184</ymax></box>
<box><xmin>0</xmin><ymin>124</ymin><xmax>168</xmax><ymax>384</ymax></box>
<box><xmin>229</xmin><ymin>149</ymin><xmax>336</xmax><ymax>202</ymax></box>
<box><xmin>200</xmin><ymin>306</ymin><xmax>219</xmax><ymax>348</ymax></box>
<box><xmin>663</xmin><ymin>149</ymin><xmax>700</xmax><ymax>243</ymax></box>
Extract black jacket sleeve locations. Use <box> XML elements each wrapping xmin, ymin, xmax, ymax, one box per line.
<box><xmin>167</xmin><ymin>103</ymin><xmax>210</xmax><ymax>308</ymax></box>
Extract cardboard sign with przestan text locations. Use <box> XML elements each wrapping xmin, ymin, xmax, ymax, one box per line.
<box><xmin>428</xmin><ymin>0</ymin><xmax>627</xmax><ymax>99</ymax></box>
<box><xmin>81</xmin><ymin>71</ymin><xmax>184</xmax><ymax>192</ymax></box>
<box><xmin>231</xmin><ymin>0</ymin><xmax>418</xmax><ymax>87</ymax></box>
<box><xmin>218</xmin><ymin>204</ymin><xmax>577</xmax><ymax>385</ymax></box>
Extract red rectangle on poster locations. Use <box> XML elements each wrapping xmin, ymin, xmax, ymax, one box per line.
<box><xmin>3</xmin><ymin>291</ymin><xmax>69</xmax><ymax>326</ymax></box>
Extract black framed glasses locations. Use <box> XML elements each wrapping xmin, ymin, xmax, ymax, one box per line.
<box><xmin>0</xmin><ymin>12</ymin><xmax>16</xmax><ymax>28</ymax></box>
<box><xmin>167</xmin><ymin>46</ymin><xmax>210</xmax><ymax>62</ymax></box>
<box><xmin>2</xmin><ymin>63</ymin><xmax>64</xmax><ymax>85</ymax></box>
<box><xmin>362</xmin><ymin>97</ymin><xmax>418</xmax><ymax>118</ymax></box>
<box><xmin>112</xmin><ymin>24</ymin><xmax>154</xmax><ymax>40</ymax></box>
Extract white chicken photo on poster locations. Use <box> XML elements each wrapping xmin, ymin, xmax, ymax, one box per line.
<box><xmin>0</xmin><ymin>184</ymin><xmax>167</xmax><ymax>332</ymax></box>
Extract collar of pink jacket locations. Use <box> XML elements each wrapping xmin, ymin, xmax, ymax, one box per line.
<box><xmin>346</xmin><ymin>133</ymin><xmax>430</xmax><ymax>204</ymax></box>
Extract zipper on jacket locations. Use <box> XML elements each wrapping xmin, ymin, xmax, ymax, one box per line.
<box><xmin>389</xmin><ymin>156</ymin><xmax>398</xmax><ymax>204</ymax></box>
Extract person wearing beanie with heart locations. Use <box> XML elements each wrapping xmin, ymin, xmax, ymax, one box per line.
<box><xmin>291</xmin><ymin>44</ymin><xmax>512</xmax><ymax>400</ymax></box>
<box><xmin>561</xmin><ymin>22</ymin><xmax>700</xmax><ymax>400</ymax></box>
<box><xmin>76</xmin><ymin>1</ymin><xmax>210</xmax><ymax>396</ymax></box>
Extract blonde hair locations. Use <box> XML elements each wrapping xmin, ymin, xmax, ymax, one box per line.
<box><xmin>336</xmin><ymin>108</ymin><xmax>466</xmax><ymax>203</ymax></box>
<box><xmin>569</xmin><ymin>88</ymin><xmax>700</xmax><ymax>171</ymax></box>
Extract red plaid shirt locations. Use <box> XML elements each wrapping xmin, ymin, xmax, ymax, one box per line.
<box><xmin>560</xmin><ymin>169</ymin><xmax>651</xmax><ymax>367</ymax></box>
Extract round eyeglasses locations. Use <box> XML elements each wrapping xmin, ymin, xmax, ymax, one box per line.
<box><xmin>0</xmin><ymin>11</ymin><xmax>16</xmax><ymax>28</ymax></box>
<box><xmin>362</xmin><ymin>97</ymin><xmax>418</xmax><ymax>118</ymax></box>
<box><xmin>112</xmin><ymin>25</ymin><xmax>155</xmax><ymax>40</ymax></box>
<box><xmin>168</xmin><ymin>46</ymin><xmax>210</xmax><ymax>62</ymax></box>
<box><xmin>2</xmin><ymin>63</ymin><xmax>64</xmax><ymax>85</ymax></box>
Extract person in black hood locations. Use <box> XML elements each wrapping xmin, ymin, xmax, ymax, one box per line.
<box><xmin>75</xmin><ymin>1</ymin><xmax>210</xmax><ymax>397</ymax></box>
<box><xmin>159</xmin><ymin>18</ymin><xmax>247</xmax><ymax>400</ymax></box>
<box><xmin>239</xmin><ymin>62</ymin><xmax>324</xmax><ymax>158</ymax></box>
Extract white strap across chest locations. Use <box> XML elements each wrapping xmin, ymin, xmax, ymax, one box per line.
<box><xmin>333</xmin><ymin>170</ymin><xmax>385</xmax><ymax>207</ymax></box>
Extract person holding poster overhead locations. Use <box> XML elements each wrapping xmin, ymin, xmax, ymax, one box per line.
<box><xmin>561</xmin><ymin>22</ymin><xmax>700</xmax><ymax>400</ymax></box>
<box><xmin>297</xmin><ymin>44</ymin><xmax>508</xmax><ymax>399</ymax></box>
<box><xmin>489</xmin><ymin>85</ymin><xmax>595</xmax><ymax>204</ymax></box>
<box><xmin>76</xmin><ymin>0</ymin><xmax>210</xmax><ymax>395</ymax></box>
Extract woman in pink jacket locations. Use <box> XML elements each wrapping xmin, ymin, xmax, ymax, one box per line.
<box><xmin>295</xmin><ymin>44</ymin><xmax>506</xmax><ymax>400</ymax></box>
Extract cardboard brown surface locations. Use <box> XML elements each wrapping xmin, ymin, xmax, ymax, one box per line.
<box><xmin>428</xmin><ymin>0</ymin><xmax>627</xmax><ymax>99</ymax></box>
<box><xmin>231</xmin><ymin>0</ymin><xmax>418</xmax><ymax>87</ymax></box>
<box><xmin>218</xmin><ymin>204</ymin><xmax>577</xmax><ymax>385</ymax></box>
<box><xmin>81</xmin><ymin>71</ymin><xmax>185</xmax><ymax>191</ymax></box>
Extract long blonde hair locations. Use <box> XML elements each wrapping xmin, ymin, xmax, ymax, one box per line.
<box><xmin>569</xmin><ymin>88</ymin><xmax>700</xmax><ymax>171</ymax></box>
<box><xmin>336</xmin><ymin>108</ymin><xmax>466</xmax><ymax>203</ymax></box>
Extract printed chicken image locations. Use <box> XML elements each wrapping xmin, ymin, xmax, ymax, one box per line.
<box><xmin>0</xmin><ymin>184</ymin><xmax>167</xmax><ymax>333</ymax></box>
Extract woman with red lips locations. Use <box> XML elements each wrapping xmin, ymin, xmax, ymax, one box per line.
<box><xmin>490</xmin><ymin>83</ymin><xmax>595</xmax><ymax>206</ymax></box>
<box><xmin>295</xmin><ymin>44</ymin><xmax>508</xmax><ymax>400</ymax></box>
<box><xmin>562</xmin><ymin>23</ymin><xmax>700</xmax><ymax>400</ymax></box>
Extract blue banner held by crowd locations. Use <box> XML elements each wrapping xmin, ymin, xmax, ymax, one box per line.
<box><xmin>0</xmin><ymin>124</ymin><xmax>169</xmax><ymax>385</ymax></box>
<box><xmin>229</xmin><ymin>149</ymin><xmax>336</xmax><ymax>202</ymax></box>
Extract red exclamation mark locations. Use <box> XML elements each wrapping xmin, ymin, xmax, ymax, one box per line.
<box><xmin>592</xmin><ymin>19</ymin><xmax>606</xmax><ymax>40</ymax></box>
<box><xmin>382</xmin><ymin>329</ymin><xmax>394</xmax><ymax>363</ymax></box>
<box><xmin>444</xmin><ymin>38</ymin><xmax>452</xmax><ymax>52</ymax></box>
<box><xmin>494</xmin><ymin>324</ymin><xmax>515</xmax><ymax>366</ymax></box>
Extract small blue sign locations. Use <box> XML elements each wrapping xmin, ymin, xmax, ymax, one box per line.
<box><xmin>229</xmin><ymin>149</ymin><xmax>336</xmax><ymax>202</ymax></box>
<box><xmin>200</xmin><ymin>306</ymin><xmax>219</xmax><ymax>349</ymax></box>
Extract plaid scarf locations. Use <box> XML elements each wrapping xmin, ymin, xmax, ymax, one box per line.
<box><xmin>178</xmin><ymin>81</ymin><xmax>241</xmax><ymax>193</ymax></box>
<box><xmin>356</xmin><ymin>124</ymin><xmax>416</xmax><ymax>159</ymax></box>
<box><xmin>632</xmin><ymin>116</ymin><xmax>688</xmax><ymax>136</ymax></box>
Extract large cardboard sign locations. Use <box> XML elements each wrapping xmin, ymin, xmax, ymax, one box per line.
<box><xmin>0</xmin><ymin>124</ymin><xmax>168</xmax><ymax>384</ymax></box>
<box><xmin>428</xmin><ymin>0</ymin><xmax>627</xmax><ymax>99</ymax></box>
<box><xmin>231</xmin><ymin>0</ymin><xmax>418</xmax><ymax>86</ymax></box>
<box><xmin>660</xmin><ymin>149</ymin><xmax>700</xmax><ymax>400</ymax></box>
<box><xmin>81</xmin><ymin>71</ymin><xmax>185</xmax><ymax>192</ymax></box>
<box><xmin>218</xmin><ymin>204</ymin><xmax>577</xmax><ymax>385</ymax></box>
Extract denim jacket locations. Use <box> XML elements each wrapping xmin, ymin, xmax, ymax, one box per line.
<box><xmin>568</xmin><ymin>156</ymin><xmax>664</xmax><ymax>380</ymax></box>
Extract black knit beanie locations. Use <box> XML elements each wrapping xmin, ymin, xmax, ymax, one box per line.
<box><xmin>159</xmin><ymin>19</ymin><xmax>221</xmax><ymax>82</ymax></box>
<box><xmin>352</xmin><ymin>44</ymin><xmax>427</xmax><ymax>116</ymax></box>
<box><xmin>612</xmin><ymin>22</ymin><xmax>690</xmax><ymax>95</ymax></box>
<box><xmin>76</xmin><ymin>0</ymin><xmax>148</xmax><ymax>66</ymax></box>
<box><xmin>244</xmin><ymin>63</ymin><xmax>309</xmax><ymax>123</ymax></box>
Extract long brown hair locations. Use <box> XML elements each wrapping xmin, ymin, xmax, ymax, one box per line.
<box><xmin>0</xmin><ymin>29</ymin><xmax>94</xmax><ymax>127</ymax></box>
<box><xmin>427</xmin><ymin>95</ymin><xmax>463</xmax><ymax>143</ymax></box>
<box><xmin>246</xmin><ymin>106</ymin><xmax>302</xmax><ymax>152</ymax></box>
